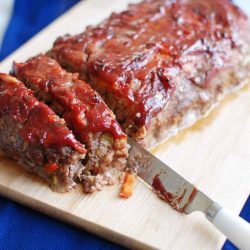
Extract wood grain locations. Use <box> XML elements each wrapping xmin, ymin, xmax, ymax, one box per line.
<box><xmin>0</xmin><ymin>0</ymin><xmax>250</xmax><ymax>249</ymax></box>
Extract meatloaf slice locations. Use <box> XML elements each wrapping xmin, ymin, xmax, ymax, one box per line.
<box><xmin>0</xmin><ymin>73</ymin><xmax>86</xmax><ymax>192</ymax></box>
<box><xmin>49</xmin><ymin>0</ymin><xmax>250</xmax><ymax>148</ymax></box>
<box><xmin>13</xmin><ymin>55</ymin><xmax>128</xmax><ymax>192</ymax></box>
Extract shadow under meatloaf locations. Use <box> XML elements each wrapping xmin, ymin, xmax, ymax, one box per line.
<box><xmin>49</xmin><ymin>0</ymin><xmax>250</xmax><ymax>148</ymax></box>
<box><xmin>0</xmin><ymin>73</ymin><xmax>86</xmax><ymax>192</ymax></box>
<box><xmin>13</xmin><ymin>55</ymin><xmax>128</xmax><ymax>193</ymax></box>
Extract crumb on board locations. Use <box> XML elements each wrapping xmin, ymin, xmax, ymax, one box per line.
<box><xmin>119</xmin><ymin>173</ymin><xmax>136</xmax><ymax>198</ymax></box>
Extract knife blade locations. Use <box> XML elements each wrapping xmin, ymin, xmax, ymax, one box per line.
<box><xmin>127</xmin><ymin>137</ymin><xmax>250</xmax><ymax>250</ymax></box>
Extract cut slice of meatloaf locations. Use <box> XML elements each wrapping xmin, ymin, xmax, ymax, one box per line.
<box><xmin>0</xmin><ymin>73</ymin><xmax>86</xmax><ymax>192</ymax></box>
<box><xmin>49</xmin><ymin>0</ymin><xmax>250</xmax><ymax>148</ymax></box>
<box><xmin>13</xmin><ymin>55</ymin><xmax>128</xmax><ymax>192</ymax></box>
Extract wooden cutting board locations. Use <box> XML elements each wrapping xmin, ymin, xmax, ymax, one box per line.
<box><xmin>0</xmin><ymin>0</ymin><xmax>250</xmax><ymax>249</ymax></box>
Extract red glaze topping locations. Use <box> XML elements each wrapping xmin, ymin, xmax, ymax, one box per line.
<box><xmin>0</xmin><ymin>74</ymin><xmax>38</xmax><ymax>123</ymax></box>
<box><xmin>0</xmin><ymin>73</ymin><xmax>86</xmax><ymax>154</ymax></box>
<box><xmin>152</xmin><ymin>174</ymin><xmax>198</xmax><ymax>212</ymax></box>
<box><xmin>51</xmin><ymin>0</ymin><xmax>247</xmax><ymax>128</ymax></box>
<box><xmin>181</xmin><ymin>187</ymin><xmax>198</xmax><ymax>213</ymax></box>
<box><xmin>13</xmin><ymin>55</ymin><xmax>126</xmax><ymax>141</ymax></box>
<box><xmin>152</xmin><ymin>174</ymin><xmax>175</xmax><ymax>204</ymax></box>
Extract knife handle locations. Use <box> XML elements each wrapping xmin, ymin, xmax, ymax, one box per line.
<box><xmin>206</xmin><ymin>203</ymin><xmax>250</xmax><ymax>250</ymax></box>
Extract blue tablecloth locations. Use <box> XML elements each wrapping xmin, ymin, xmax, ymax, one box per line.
<box><xmin>0</xmin><ymin>1</ymin><xmax>249</xmax><ymax>249</ymax></box>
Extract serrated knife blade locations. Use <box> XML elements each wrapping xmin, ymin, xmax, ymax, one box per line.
<box><xmin>128</xmin><ymin>137</ymin><xmax>250</xmax><ymax>250</ymax></box>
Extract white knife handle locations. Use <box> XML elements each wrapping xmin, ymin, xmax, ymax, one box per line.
<box><xmin>206</xmin><ymin>203</ymin><xmax>250</xmax><ymax>250</ymax></box>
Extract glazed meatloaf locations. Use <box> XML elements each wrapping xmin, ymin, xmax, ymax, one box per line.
<box><xmin>49</xmin><ymin>0</ymin><xmax>250</xmax><ymax>148</ymax></box>
<box><xmin>0</xmin><ymin>73</ymin><xmax>86</xmax><ymax>192</ymax></box>
<box><xmin>13</xmin><ymin>55</ymin><xmax>128</xmax><ymax>192</ymax></box>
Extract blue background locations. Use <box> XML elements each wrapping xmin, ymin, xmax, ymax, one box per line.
<box><xmin>0</xmin><ymin>0</ymin><xmax>249</xmax><ymax>249</ymax></box>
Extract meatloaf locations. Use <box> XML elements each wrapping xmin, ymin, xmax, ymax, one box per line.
<box><xmin>49</xmin><ymin>0</ymin><xmax>250</xmax><ymax>148</ymax></box>
<box><xmin>13</xmin><ymin>55</ymin><xmax>128</xmax><ymax>192</ymax></box>
<box><xmin>0</xmin><ymin>73</ymin><xmax>86</xmax><ymax>192</ymax></box>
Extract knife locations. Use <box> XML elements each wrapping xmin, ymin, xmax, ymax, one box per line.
<box><xmin>128</xmin><ymin>137</ymin><xmax>250</xmax><ymax>250</ymax></box>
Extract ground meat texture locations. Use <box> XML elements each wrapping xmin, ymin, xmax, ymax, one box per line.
<box><xmin>13</xmin><ymin>55</ymin><xmax>128</xmax><ymax>192</ymax></box>
<box><xmin>0</xmin><ymin>73</ymin><xmax>86</xmax><ymax>192</ymax></box>
<box><xmin>49</xmin><ymin>0</ymin><xmax>250</xmax><ymax>148</ymax></box>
